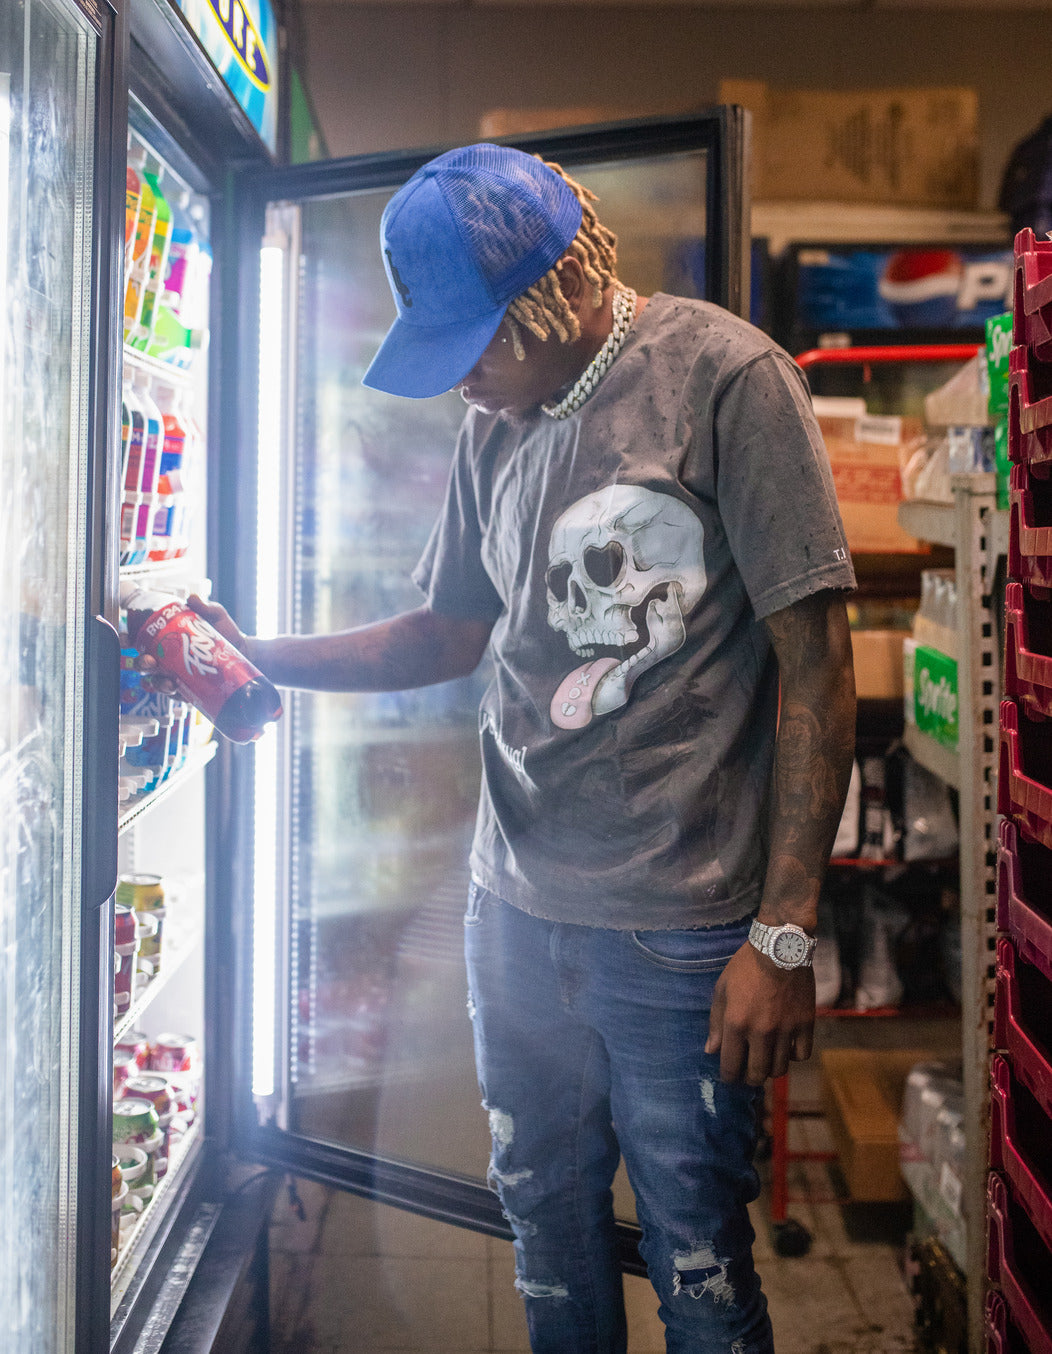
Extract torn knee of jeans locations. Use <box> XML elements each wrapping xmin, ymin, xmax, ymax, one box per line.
<box><xmin>699</xmin><ymin>1077</ymin><xmax>717</xmax><ymax>1117</ymax></box>
<box><xmin>466</xmin><ymin>990</ymin><xmax>477</xmax><ymax>1020</ymax></box>
<box><xmin>514</xmin><ymin>1277</ymin><xmax>570</xmax><ymax>1301</ymax></box>
<box><xmin>671</xmin><ymin>1245</ymin><xmax>735</xmax><ymax>1305</ymax></box>
<box><xmin>483</xmin><ymin>1101</ymin><xmax>514</xmax><ymax>1150</ymax></box>
<box><xmin>503</xmin><ymin>1210</ymin><xmax>538</xmax><ymax>1238</ymax></box>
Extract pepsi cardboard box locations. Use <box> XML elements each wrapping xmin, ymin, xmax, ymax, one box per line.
<box><xmin>784</xmin><ymin>244</ymin><xmax>1014</xmax><ymax>349</ymax></box>
<box><xmin>720</xmin><ymin>81</ymin><xmax>979</xmax><ymax>208</ymax></box>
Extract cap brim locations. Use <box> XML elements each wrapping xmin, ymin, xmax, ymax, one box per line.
<box><xmin>362</xmin><ymin>307</ymin><xmax>505</xmax><ymax>399</ymax></box>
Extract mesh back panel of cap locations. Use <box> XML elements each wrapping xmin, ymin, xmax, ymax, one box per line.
<box><xmin>439</xmin><ymin>147</ymin><xmax>577</xmax><ymax>304</ymax></box>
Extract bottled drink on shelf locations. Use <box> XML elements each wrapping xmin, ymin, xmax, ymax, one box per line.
<box><xmin>120</xmin><ymin>382</ymin><xmax>146</xmax><ymax>564</ymax></box>
<box><xmin>125</xmin><ymin>164</ymin><xmax>141</xmax><ymax>275</ymax></box>
<box><xmin>130</xmin><ymin>166</ymin><xmax>172</xmax><ymax>351</ymax></box>
<box><xmin>121</xmin><ymin>585</ymin><xmax>283</xmax><ymax>744</ymax></box>
<box><xmin>145</xmin><ymin>302</ymin><xmax>207</xmax><ymax>369</ymax></box>
<box><xmin>163</xmin><ymin>190</ymin><xmax>201</xmax><ymax>325</ymax></box>
<box><xmin>124</xmin><ymin>143</ymin><xmax>156</xmax><ymax>341</ymax></box>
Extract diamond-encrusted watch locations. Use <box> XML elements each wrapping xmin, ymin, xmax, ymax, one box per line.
<box><xmin>748</xmin><ymin>919</ymin><xmax>817</xmax><ymax>970</ymax></box>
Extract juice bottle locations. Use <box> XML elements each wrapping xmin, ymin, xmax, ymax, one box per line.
<box><xmin>120</xmin><ymin>383</ymin><xmax>147</xmax><ymax>564</ymax></box>
<box><xmin>132</xmin><ymin>168</ymin><xmax>173</xmax><ymax>351</ymax></box>
<box><xmin>125</xmin><ymin>165</ymin><xmax>142</xmax><ymax>274</ymax></box>
<box><xmin>163</xmin><ymin>191</ymin><xmax>200</xmax><ymax>324</ymax></box>
<box><xmin>149</xmin><ymin>384</ymin><xmax>186</xmax><ymax>560</ymax></box>
<box><xmin>146</xmin><ymin>303</ymin><xmax>207</xmax><ymax>369</ymax></box>
<box><xmin>124</xmin><ymin>144</ymin><xmax>156</xmax><ymax>342</ymax></box>
<box><xmin>133</xmin><ymin>379</ymin><xmax>164</xmax><ymax>561</ymax></box>
<box><xmin>121</xmin><ymin>585</ymin><xmax>283</xmax><ymax>744</ymax></box>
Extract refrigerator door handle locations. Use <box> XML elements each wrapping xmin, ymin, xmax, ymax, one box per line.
<box><xmin>83</xmin><ymin>613</ymin><xmax>120</xmax><ymax>909</ymax></box>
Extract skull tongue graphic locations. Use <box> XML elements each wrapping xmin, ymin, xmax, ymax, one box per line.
<box><xmin>545</xmin><ymin>486</ymin><xmax>705</xmax><ymax>731</ymax></box>
<box><xmin>549</xmin><ymin>582</ymin><xmax>688</xmax><ymax>729</ymax></box>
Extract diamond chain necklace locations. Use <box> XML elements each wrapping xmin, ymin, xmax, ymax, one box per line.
<box><xmin>541</xmin><ymin>285</ymin><xmax>637</xmax><ymax>420</ymax></box>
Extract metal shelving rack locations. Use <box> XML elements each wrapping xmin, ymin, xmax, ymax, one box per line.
<box><xmin>899</xmin><ymin>472</ymin><xmax>1007</xmax><ymax>1354</ymax></box>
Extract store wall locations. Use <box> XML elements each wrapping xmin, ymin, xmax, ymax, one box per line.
<box><xmin>296</xmin><ymin>2</ymin><xmax>1052</xmax><ymax>211</ymax></box>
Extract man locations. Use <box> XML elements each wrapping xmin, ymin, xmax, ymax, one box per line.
<box><xmin>193</xmin><ymin>143</ymin><xmax>857</xmax><ymax>1352</ymax></box>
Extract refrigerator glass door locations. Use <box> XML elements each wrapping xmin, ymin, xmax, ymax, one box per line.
<box><xmin>0</xmin><ymin>0</ymin><xmax>98</xmax><ymax>1346</ymax></box>
<box><xmin>240</xmin><ymin>117</ymin><xmax>747</xmax><ymax>1219</ymax></box>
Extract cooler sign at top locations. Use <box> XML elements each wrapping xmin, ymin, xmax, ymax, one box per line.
<box><xmin>173</xmin><ymin>0</ymin><xmax>278</xmax><ymax>152</ymax></box>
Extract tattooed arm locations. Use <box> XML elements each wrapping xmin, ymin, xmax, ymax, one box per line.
<box><xmin>183</xmin><ymin>596</ymin><xmax>494</xmax><ymax>692</ymax></box>
<box><xmin>706</xmin><ymin>589</ymin><xmax>856</xmax><ymax>1085</ymax></box>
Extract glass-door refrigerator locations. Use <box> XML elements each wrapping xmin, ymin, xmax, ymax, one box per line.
<box><xmin>217</xmin><ymin>112</ymin><xmax>751</xmax><ymax>1272</ymax></box>
<box><xmin>2</xmin><ymin>0</ymin><xmax>750</xmax><ymax>1338</ymax></box>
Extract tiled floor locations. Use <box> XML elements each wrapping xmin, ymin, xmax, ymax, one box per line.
<box><xmin>269</xmin><ymin>1123</ymin><xmax>922</xmax><ymax>1354</ymax></box>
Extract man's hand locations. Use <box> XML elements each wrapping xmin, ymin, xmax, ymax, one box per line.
<box><xmin>705</xmin><ymin>940</ymin><xmax>815</xmax><ymax>1085</ymax></box>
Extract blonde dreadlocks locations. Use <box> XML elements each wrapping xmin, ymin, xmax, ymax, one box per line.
<box><xmin>504</xmin><ymin>159</ymin><xmax>619</xmax><ymax>351</ymax></box>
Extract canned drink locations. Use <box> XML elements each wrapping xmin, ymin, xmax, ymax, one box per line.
<box><xmin>118</xmin><ymin>873</ymin><xmax>166</xmax><ymax>973</ymax></box>
<box><xmin>116</xmin><ymin>1032</ymin><xmax>150</xmax><ymax>1069</ymax></box>
<box><xmin>113</xmin><ymin>1048</ymin><xmax>137</xmax><ymax>1097</ymax></box>
<box><xmin>124</xmin><ymin>1074</ymin><xmax>174</xmax><ymax>1176</ymax></box>
<box><xmin>113</xmin><ymin>1097</ymin><xmax>160</xmax><ymax>1148</ymax></box>
<box><xmin>113</xmin><ymin>905</ymin><xmax>140</xmax><ymax>1013</ymax></box>
<box><xmin>116</xmin><ymin>872</ymin><xmax>164</xmax><ymax>913</ymax></box>
<box><xmin>163</xmin><ymin>1071</ymin><xmax>198</xmax><ymax>1122</ymax></box>
<box><xmin>116</xmin><ymin>1143</ymin><xmax>152</xmax><ymax>1210</ymax></box>
<box><xmin>150</xmin><ymin>1033</ymin><xmax>198</xmax><ymax>1074</ymax></box>
<box><xmin>111</xmin><ymin>1156</ymin><xmax>127</xmax><ymax>1267</ymax></box>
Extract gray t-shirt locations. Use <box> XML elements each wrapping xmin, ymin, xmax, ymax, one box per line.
<box><xmin>413</xmin><ymin>294</ymin><xmax>856</xmax><ymax>929</ymax></box>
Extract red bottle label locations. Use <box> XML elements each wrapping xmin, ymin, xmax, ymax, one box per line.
<box><xmin>138</xmin><ymin>602</ymin><xmax>257</xmax><ymax>725</ymax></box>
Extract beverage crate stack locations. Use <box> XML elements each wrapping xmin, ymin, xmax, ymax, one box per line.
<box><xmin>989</xmin><ymin>227</ymin><xmax>1052</xmax><ymax>1354</ymax></box>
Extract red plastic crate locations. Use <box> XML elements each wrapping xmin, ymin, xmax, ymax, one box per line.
<box><xmin>999</xmin><ymin>699</ymin><xmax>1052</xmax><ymax>850</ymax></box>
<box><xmin>987</xmin><ymin>1171</ymin><xmax>1052</xmax><ymax>1354</ymax></box>
<box><xmin>990</xmin><ymin>1054</ymin><xmax>1052</xmax><ymax>1255</ymax></box>
<box><xmin>997</xmin><ymin>819</ymin><xmax>1052</xmax><ymax>971</ymax></box>
<box><xmin>1009</xmin><ymin>462</ymin><xmax>1052</xmax><ymax>594</ymax></box>
<box><xmin>1013</xmin><ymin>228</ymin><xmax>1052</xmax><ymax>361</ymax></box>
<box><xmin>995</xmin><ymin>937</ymin><xmax>1052</xmax><ymax>1118</ymax></box>
<box><xmin>986</xmin><ymin>1288</ymin><xmax>1031</xmax><ymax>1354</ymax></box>
<box><xmin>1007</xmin><ymin>354</ymin><xmax>1052</xmax><ymax>471</ymax></box>
<box><xmin>1004</xmin><ymin>581</ymin><xmax>1052</xmax><ymax>718</ymax></box>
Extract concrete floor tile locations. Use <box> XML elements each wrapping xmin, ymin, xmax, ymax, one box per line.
<box><xmin>306</xmin><ymin>1251</ymin><xmax>492</xmax><ymax>1349</ymax></box>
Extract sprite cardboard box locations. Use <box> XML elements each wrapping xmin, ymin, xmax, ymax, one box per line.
<box><xmin>985</xmin><ymin>312</ymin><xmax>1013</xmax><ymax>509</ymax></box>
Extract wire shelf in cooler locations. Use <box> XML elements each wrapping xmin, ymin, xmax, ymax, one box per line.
<box><xmin>123</xmin><ymin>341</ymin><xmax>195</xmax><ymax>389</ymax></box>
<box><xmin>110</xmin><ymin>1117</ymin><xmax>204</xmax><ymax>1312</ymax></box>
<box><xmin>997</xmin><ymin>819</ymin><xmax>1052</xmax><ymax>970</ymax></box>
<box><xmin>986</xmin><ymin>1171</ymin><xmax>1052</xmax><ymax>1354</ymax></box>
<box><xmin>119</xmin><ymin>741</ymin><xmax>217</xmax><ymax>834</ymax></box>
<box><xmin>994</xmin><ymin>938</ymin><xmax>1052</xmax><ymax>1122</ymax></box>
<box><xmin>113</xmin><ymin>910</ymin><xmax>204</xmax><ymax>1046</ymax></box>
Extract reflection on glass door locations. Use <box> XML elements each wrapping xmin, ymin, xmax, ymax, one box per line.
<box><xmin>269</xmin><ymin>147</ymin><xmax>712</xmax><ymax>1186</ymax></box>
<box><xmin>0</xmin><ymin>0</ymin><xmax>97</xmax><ymax>1346</ymax></box>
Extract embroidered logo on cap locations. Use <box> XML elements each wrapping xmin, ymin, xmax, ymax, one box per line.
<box><xmin>385</xmin><ymin>250</ymin><xmax>413</xmax><ymax>308</ymax></box>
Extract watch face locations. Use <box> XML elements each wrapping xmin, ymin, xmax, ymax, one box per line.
<box><xmin>772</xmin><ymin>930</ymin><xmax>809</xmax><ymax>966</ymax></box>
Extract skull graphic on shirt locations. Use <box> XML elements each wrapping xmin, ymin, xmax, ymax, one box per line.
<box><xmin>545</xmin><ymin>484</ymin><xmax>706</xmax><ymax>729</ymax></box>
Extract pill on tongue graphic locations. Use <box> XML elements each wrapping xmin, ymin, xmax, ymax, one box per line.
<box><xmin>550</xmin><ymin>657</ymin><xmax>619</xmax><ymax>730</ymax></box>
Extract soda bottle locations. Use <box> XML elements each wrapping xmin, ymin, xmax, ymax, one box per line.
<box><xmin>163</xmin><ymin>190</ymin><xmax>200</xmax><ymax>324</ymax></box>
<box><xmin>121</xmin><ymin>585</ymin><xmax>283</xmax><ymax>744</ymax></box>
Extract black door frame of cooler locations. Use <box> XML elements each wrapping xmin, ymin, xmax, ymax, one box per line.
<box><xmin>86</xmin><ymin>1</ymin><xmax>277</xmax><ymax>1349</ymax></box>
<box><xmin>217</xmin><ymin>109</ymin><xmax>750</xmax><ymax>1272</ymax></box>
<box><xmin>76</xmin><ymin>0</ymin><xmax>129</xmax><ymax>1345</ymax></box>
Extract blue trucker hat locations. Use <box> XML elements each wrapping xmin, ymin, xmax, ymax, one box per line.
<box><xmin>362</xmin><ymin>144</ymin><xmax>584</xmax><ymax>399</ymax></box>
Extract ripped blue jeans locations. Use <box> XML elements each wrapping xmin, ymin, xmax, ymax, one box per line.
<box><xmin>464</xmin><ymin>881</ymin><xmax>773</xmax><ymax>1354</ymax></box>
